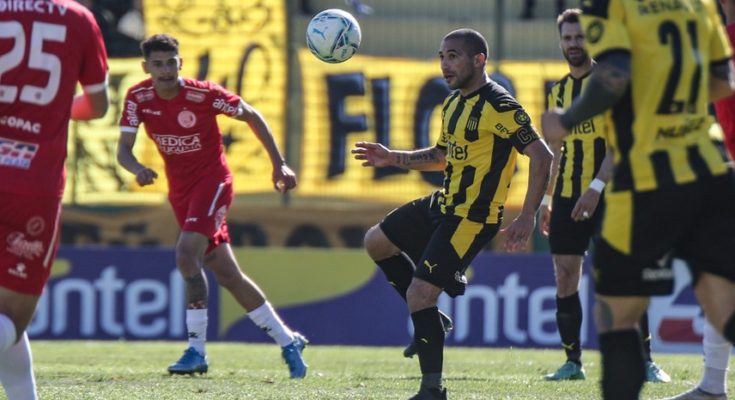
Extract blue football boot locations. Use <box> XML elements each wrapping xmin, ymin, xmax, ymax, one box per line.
<box><xmin>167</xmin><ymin>347</ymin><xmax>208</xmax><ymax>375</ymax></box>
<box><xmin>282</xmin><ymin>332</ymin><xmax>308</xmax><ymax>378</ymax></box>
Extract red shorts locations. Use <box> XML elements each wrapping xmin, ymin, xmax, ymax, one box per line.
<box><xmin>0</xmin><ymin>192</ymin><xmax>62</xmax><ymax>295</ymax></box>
<box><xmin>169</xmin><ymin>177</ymin><xmax>233</xmax><ymax>254</ymax></box>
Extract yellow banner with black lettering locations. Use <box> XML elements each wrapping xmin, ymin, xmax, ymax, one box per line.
<box><xmin>298</xmin><ymin>49</ymin><xmax>567</xmax><ymax>208</ymax></box>
<box><xmin>65</xmin><ymin>0</ymin><xmax>287</xmax><ymax>204</ymax></box>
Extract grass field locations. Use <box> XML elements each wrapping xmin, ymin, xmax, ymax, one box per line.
<box><xmin>26</xmin><ymin>341</ymin><xmax>729</xmax><ymax>399</ymax></box>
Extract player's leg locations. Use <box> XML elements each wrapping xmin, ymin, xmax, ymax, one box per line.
<box><xmin>0</xmin><ymin>193</ymin><xmax>62</xmax><ymax>399</ymax></box>
<box><xmin>596</xmin><ymin>295</ymin><xmax>650</xmax><ymax>400</ymax></box>
<box><xmin>168</xmin><ymin>231</ymin><xmax>210</xmax><ymax>374</ymax></box>
<box><xmin>639</xmin><ymin>311</ymin><xmax>671</xmax><ymax>383</ymax></box>
<box><xmin>0</xmin><ymin>290</ymin><xmax>40</xmax><ymax>400</ymax></box>
<box><xmin>363</xmin><ymin>224</ymin><xmax>412</xmax><ymax>299</ymax></box>
<box><xmin>205</xmin><ymin>242</ymin><xmax>307</xmax><ymax>378</ymax></box>
<box><xmin>407</xmin><ymin>216</ymin><xmax>497</xmax><ymax>399</ymax></box>
<box><xmin>545</xmin><ymin>254</ymin><xmax>586</xmax><ymax>381</ymax></box>
<box><xmin>664</xmin><ymin>318</ymin><xmax>731</xmax><ymax>400</ymax></box>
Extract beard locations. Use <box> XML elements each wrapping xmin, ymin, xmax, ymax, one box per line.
<box><xmin>564</xmin><ymin>48</ymin><xmax>589</xmax><ymax>68</ymax></box>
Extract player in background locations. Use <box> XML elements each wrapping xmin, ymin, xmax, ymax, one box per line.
<box><xmin>663</xmin><ymin>1</ymin><xmax>735</xmax><ymax>398</ymax></box>
<box><xmin>542</xmin><ymin>0</ymin><xmax>735</xmax><ymax>398</ymax></box>
<box><xmin>0</xmin><ymin>1</ymin><xmax>109</xmax><ymax>398</ymax></box>
<box><xmin>117</xmin><ymin>34</ymin><xmax>307</xmax><ymax>378</ymax></box>
<box><xmin>353</xmin><ymin>29</ymin><xmax>552</xmax><ymax>400</ymax></box>
<box><xmin>540</xmin><ymin>8</ymin><xmax>670</xmax><ymax>383</ymax></box>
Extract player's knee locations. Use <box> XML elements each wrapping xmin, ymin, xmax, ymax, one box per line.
<box><xmin>406</xmin><ymin>280</ymin><xmax>440</xmax><ymax>311</ymax></box>
<box><xmin>363</xmin><ymin>225</ymin><xmax>397</xmax><ymax>261</ymax></box>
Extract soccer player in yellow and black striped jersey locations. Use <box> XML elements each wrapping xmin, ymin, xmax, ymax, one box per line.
<box><xmin>542</xmin><ymin>1</ymin><xmax>735</xmax><ymax>399</ymax></box>
<box><xmin>352</xmin><ymin>29</ymin><xmax>552</xmax><ymax>400</ymax></box>
<box><xmin>539</xmin><ymin>8</ymin><xmax>670</xmax><ymax>384</ymax></box>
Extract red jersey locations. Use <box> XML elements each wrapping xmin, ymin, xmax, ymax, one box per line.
<box><xmin>715</xmin><ymin>24</ymin><xmax>735</xmax><ymax>161</ymax></box>
<box><xmin>120</xmin><ymin>78</ymin><xmax>241</xmax><ymax>195</ymax></box>
<box><xmin>0</xmin><ymin>0</ymin><xmax>108</xmax><ymax>196</ymax></box>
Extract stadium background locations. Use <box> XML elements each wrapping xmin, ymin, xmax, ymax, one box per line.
<box><xmin>45</xmin><ymin>0</ymin><xmax>712</xmax><ymax>352</ymax></box>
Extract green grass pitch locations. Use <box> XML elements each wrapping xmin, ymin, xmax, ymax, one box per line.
<box><xmin>26</xmin><ymin>341</ymin><xmax>729</xmax><ymax>399</ymax></box>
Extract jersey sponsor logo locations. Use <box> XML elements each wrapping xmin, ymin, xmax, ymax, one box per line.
<box><xmin>586</xmin><ymin>20</ymin><xmax>604</xmax><ymax>44</ymax></box>
<box><xmin>152</xmin><ymin>133</ymin><xmax>202</xmax><ymax>154</ymax></box>
<box><xmin>134</xmin><ymin>91</ymin><xmax>154</xmax><ymax>103</ymax></box>
<box><xmin>26</xmin><ymin>216</ymin><xmax>45</xmax><ymax>236</ymax></box>
<box><xmin>141</xmin><ymin>108</ymin><xmax>161</xmax><ymax>116</ymax></box>
<box><xmin>0</xmin><ymin>137</ymin><xmax>38</xmax><ymax>169</ymax></box>
<box><xmin>6</xmin><ymin>232</ymin><xmax>43</xmax><ymax>261</ymax></box>
<box><xmin>0</xmin><ymin>115</ymin><xmax>41</xmax><ymax>134</ymax></box>
<box><xmin>571</xmin><ymin>119</ymin><xmax>597</xmax><ymax>135</ymax></box>
<box><xmin>185</xmin><ymin>91</ymin><xmax>206</xmax><ymax>103</ymax></box>
<box><xmin>125</xmin><ymin>101</ymin><xmax>139</xmax><ymax>126</ymax></box>
<box><xmin>213</xmin><ymin>98</ymin><xmax>238</xmax><ymax>115</ymax></box>
<box><xmin>656</xmin><ymin>116</ymin><xmax>706</xmax><ymax>140</ymax></box>
<box><xmin>7</xmin><ymin>263</ymin><xmax>28</xmax><ymax>279</ymax></box>
<box><xmin>177</xmin><ymin>110</ymin><xmax>197</xmax><ymax>128</ymax></box>
<box><xmin>446</xmin><ymin>139</ymin><xmax>469</xmax><ymax>160</ymax></box>
<box><xmin>513</xmin><ymin>110</ymin><xmax>530</xmax><ymax>125</ymax></box>
<box><xmin>0</xmin><ymin>1</ymin><xmax>68</xmax><ymax>15</ymax></box>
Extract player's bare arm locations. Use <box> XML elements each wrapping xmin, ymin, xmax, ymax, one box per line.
<box><xmin>571</xmin><ymin>148</ymin><xmax>613</xmax><ymax>222</ymax></box>
<box><xmin>503</xmin><ymin>138</ymin><xmax>552</xmax><ymax>252</ymax></box>
<box><xmin>542</xmin><ymin>52</ymin><xmax>631</xmax><ymax>143</ymax></box>
<box><xmin>71</xmin><ymin>88</ymin><xmax>109</xmax><ymax>121</ymax></box>
<box><xmin>116</xmin><ymin>132</ymin><xmax>158</xmax><ymax>186</ymax></box>
<box><xmin>538</xmin><ymin>139</ymin><xmax>562</xmax><ymax>236</ymax></box>
<box><xmin>233</xmin><ymin>100</ymin><xmax>296</xmax><ymax>192</ymax></box>
<box><xmin>709</xmin><ymin>59</ymin><xmax>735</xmax><ymax>102</ymax></box>
<box><xmin>352</xmin><ymin>142</ymin><xmax>446</xmax><ymax>171</ymax></box>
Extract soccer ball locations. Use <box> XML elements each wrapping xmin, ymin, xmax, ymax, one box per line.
<box><xmin>306</xmin><ymin>9</ymin><xmax>361</xmax><ymax>63</ymax></box>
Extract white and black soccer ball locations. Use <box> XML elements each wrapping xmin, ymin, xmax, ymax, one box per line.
<box><xmin>306</xmin><ymin>9</ymin><xmax>361</xmax><ymax>63</ymax></box>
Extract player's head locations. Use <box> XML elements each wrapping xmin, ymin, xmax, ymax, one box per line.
<box><xmin>556</xmin><ymin>9</ymin><xmax>589</xmax><ymax>68</ymax></box>
<box><xmin>141</xmin><ymin>34</ymin><xmax>182</xmax><ymax>92</ymax></box>
<box><xmin>439</xmin><ymin>29</ymin><xmax>488</xmax><ymax>91</ymax></box>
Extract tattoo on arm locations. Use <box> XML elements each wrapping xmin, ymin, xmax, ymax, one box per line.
<box><xmin>185</xmin><ymin>273</ymin><xmax>209</xmax><ymax>309</ymax></box>
<box><xmin>398</xmin><ymin>148</ymin><xmax>438</xmax><ymax>167</ymax></box>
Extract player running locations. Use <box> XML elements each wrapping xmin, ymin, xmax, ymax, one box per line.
<box><xmin>117</xmin><ymin>34</ymin><xmax>307</xmax><ymax>378</ymax></box>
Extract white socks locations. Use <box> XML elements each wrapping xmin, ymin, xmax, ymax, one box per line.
<box><xmin>0</xmin><ymin>332</ymin><xmax>37</xmax><ymax>400</ymax></box>
<box><xmin>248</xmin><ymin>302</ymin><xmax>294</xmax><ymax>347</ymax></box>
<box><xmin>699</xmin><ymin>319</ymin><xmax>732</xmax><ymax>395</ymax></box>
<box><xmin>186</xmin><ymin>309</ymin><xmax>208</xmax><ymax>355</ymax></box>
<box><xmin>0</xmin><ymin>314</ymin><xmax>16</xmax><ymax>353</ymax></box>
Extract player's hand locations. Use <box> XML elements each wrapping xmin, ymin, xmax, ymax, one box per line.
<box><xmin>538</xmin><ymin>204</ymin><xmax>551</xmax><ymax>236</ymax></box>
<box><xmin>135</xmin><ymin>167</ymin><xmax>158</xmax><ymax>186</ymax></box>
<box><xmin>571</xmin><ymin>189</ymin><xmax>601</xmax><ymax>222</ymax></box>
<box><xmin>541</xmin><ymin>109</ymin><xmax>569</xmax><ymax>143</ymax></box>
<box><xmin>351</xmin><ymin>141</ymin><xmax>394</xmax><ymax>168</ymax></box>
<box><xmin>273</xmin><ymin>163</ymin><xmax>297</xmax><ymax>193</ymax></box>
<box><xmin>501</xmin><ymin>212</ymin><xmax>536</xmax><ymax>252</ymax></box>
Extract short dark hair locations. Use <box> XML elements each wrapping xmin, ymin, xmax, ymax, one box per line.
<box><xmin>556</xmin><ymin>8</ymin><xmax>582</xmax><ymax>35</ymax></box>
<box><xmin>443</xmin><ymin>28</ymin><xmax>488</xmax><ymax>59</ymax></box>
<box><xmin>140</xmin><ymin>34</ymin><xmax>179</xmax><ymax>59</ymax></box>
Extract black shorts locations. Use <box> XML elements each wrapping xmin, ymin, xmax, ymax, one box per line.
<box><xmin>548</xmin><ymin>195</ymin><xmax>602</xmax><ymax>255</ymax></box>
<box><xmin>380</xmin><ymin>191</ymin><xmax>500</xmax><ymax>297</ymax></box>
<box><xmin>593</xmin><ymin>172</ymin><xmax>735</xmax><ymax>296</ymax></box>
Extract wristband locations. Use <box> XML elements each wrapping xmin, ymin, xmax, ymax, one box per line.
<box><xmin>540</xmin><ymin>194</ymin><xmax>551</xmax><ymax>207</ymax></box>
<box><xmin>589</xmin><ymin>178</ymin><xmax>606</xmax><ymax>193</ymax></box>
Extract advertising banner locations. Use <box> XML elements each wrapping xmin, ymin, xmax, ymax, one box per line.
<box><xmin>30</xmin><ymin>248</ymin><xmax>705</xmax><ymax>353</ymax></box>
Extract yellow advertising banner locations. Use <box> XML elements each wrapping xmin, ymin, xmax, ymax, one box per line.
<box><xmin>66</xmin><ymin>0</ymin><xmax>288</xmax><ymax>204</ymax></box>
<box><xmin>298</xmin><ymin>49</ymin><xmax>568</xmax><ymax>208</ymax></box>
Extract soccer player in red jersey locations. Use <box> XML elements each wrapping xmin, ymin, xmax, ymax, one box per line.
<box><xmin>117</xmin><ymin>34</ymin><xmax>307</xmax><ymax>378</ymax></box>
<box><xmin>0</xmin><ymin>1</ymin><xmax>109</xmax><ymax>398</ymax></box>
<box><xmin>718</xmin><ymin>0</ymin><xmax>735</xmax><ymax>162</ymax></box>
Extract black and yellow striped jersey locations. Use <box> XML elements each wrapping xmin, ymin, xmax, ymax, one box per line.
<box><xmin>547</xmin><ymin>72</ymin><xmax>609</xmax><ymax>199</ymax></box>
<box><xmin>437</xmin><ymin>81</ymin><xmax>540</xmax><ymax>224</ymax></box>
<box><xmin>581</xmin><ymin>0</ymin><xmax>732</xmax><ymax>192</ymax></box>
